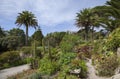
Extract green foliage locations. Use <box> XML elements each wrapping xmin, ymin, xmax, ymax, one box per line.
<box><xmin>0</xmin><ymin>36</ymin><xmax>21</xmax><ymax>52</ymax></box>
<box><xmin>44</xmin><ymin>32</ymin><xmax>66</xmax><ymax>47</ymax></box>
<box><xmin>75</xmin><ymin>44</ymin><xmax>93</xmax><ymax>59</ymax></box>
<box><xmin>76</xmin><ymin>8</ymin><xmax>100</xmax><ymax>41</ymax></box>
<box><xmin>79</xmin><ymin>60</ymin><xmax>88</xmax><ymax>78</ymax></box>
<box><xmin>9</xmin><ymin>28</ymin><xmax>25</xmax><ymax>46</ymax></box>
<box><xmin>20</xmin><ymin>46</ymin><xmax>32</xmax><ymax>54</ymax></box>
<box><xmin>25</xmin><ymin>72</ymin><xmax>42</xmax><ymax>79</ymax></box>
<box><xmin>71</xmin><ymin>59</ymin><xmax>88</xmax><ymax>78</ymax></box>
<box><xmin>0</xmin><ymin>28</ymin><xmax>25</xmax><ymax>52</ymax></box>
<box><xmin>106</xmin><ymin>28</ymin><xmax>120</xmax><ymax>51</ymax></box>
<box><xmin>0</xmin><ymin>26</ymin><xmax>6</xmax><ymax>38</ymax></box>
<box><xmin>96</xmin><ymin>54</ymin><xmax>119</xmax><ymax>76</ymax></box>
<box><xmin>93</xmin><ymin>39</ymin><xmax>106</xmax><ymax>54</ymax></box>
<box><xmin>39</xmin><ymin>57</ymin><xmax>59</xmax><ymax>75</ymax></box>
<box><xmin>0</xmin><ymin>51</ymin><xmax>25</xmax><ymax>69</ymax></box>
<box><xmin>60</xmin><ymin>33</ymin><xmax>82</xmax><ymax>52</ymax></box>
<box><xmin>29</xmin><ymin>41</ymin><xmax>43</xmax><ymax>69</ymax></box>
<box><xmin>31</xmin><ymin>28</ymin><xmax>44</xmax><ymax>46</ymax></box>
<box><xmin>55</xmin><ymin>71</ymin><xmax>78</xmax><ymax>79</ymax></box>
<box><xmin>15</xmin><ymin>11</ymin><xmax>38</xmax><ymax>45</ymax></box>
<box><xmin>7</xmin><ymin>70</ymin><xmax>41</xmax><ymax>79</ymax></box>
<box><xmin>59</xmin><ymin>52</ymin><xmax>77</xmax><ymax>65</ymax></box>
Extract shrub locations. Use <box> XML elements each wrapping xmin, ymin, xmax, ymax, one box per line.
<box><xmin>0</xmin><ymin>51</ymin><xmax>27</xmax><ymax>69</ymax></box>
<box><xmin>71</xmin><ymin>59</ymin><xmax>88</xmax><ymax>78</ymax></box>
<box><xmin>24</xmin><ymin>72</ymin><xmax>42</xmax><ymax>79</ymax></box>
<box><xmin>75</xmin><ymin>44</ymin><xmax>92</xmax><ymax>59</ymax></box>
<box><xmin>96</xmin><ymin>54</ymin><xmax>119</xmax><ymax>76</ymax></box>
<box><xmin>106</xmin><ymin>28</ymin><xmax>120</xmax><ymax>51</ymax></box>
<box><xmin>0</xmin><ymin>36</ymin><xmax>20</xmax><ymax>52</ymax></box>
<box><xmin>7</xmin><ymin>70</ymin><xmax>41</xmax><ymax>79</ymax></box>
<box><xmin>55</xmin><ymin>72</ymin><xmax>78</xmax><ymax>79</ymax></box>
<box><xmin>59</xmin><ymin>52</ymin><xmax>77</xmax><ymax>65</ymax></box>
<box><xmin>44</xmin><ymin>32</ymin><xmax>66</xmax><ymax>47</ymax></box>
<box><xmin>60</xmin><ymin>33</ymin><xmax>83</xmax><ymax>52</ymax></box>
<box><xmin>79</xmin><ymin>60</ymin><xmax>88</xmax><ymax>78</ymax></box>
<box><xmin>20</xmin><ymin>46</ymin><xmax>32</xmax><ymax>54</ymax></box>
<box><xmin>39</xmin><ymin>57</ymin><xmax>60</xmax><ymax>75</ymax></box>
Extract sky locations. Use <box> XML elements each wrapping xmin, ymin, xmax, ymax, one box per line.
<box><xmin>0</xmin><ymin>0</ymin><xmax>107</xmax><ymax>36</ymax></box>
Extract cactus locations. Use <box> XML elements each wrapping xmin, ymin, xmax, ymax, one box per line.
<box><xmin>48</xmin><ymin>40</ymin><xmax>52</xmax><ymax>62</ymax></box>
<box><xmin>30</xmin><ymin>40</ymin><xmax>39</xmax><ymax>69</ymax></box>
<box><xmin>42</xmin><ymin>39</ymin><xmax>45</xmax><ymax>54</ymax></box>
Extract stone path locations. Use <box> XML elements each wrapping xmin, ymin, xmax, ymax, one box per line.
<box><xmin>0</xmin><ymin>64</ymin><xmax>30</xmax><ymax>79</ymax></box>
<box><xmin>86</xmin><ymin>59</ymin><xmax>111</xmax><ymax>79</ymax></box>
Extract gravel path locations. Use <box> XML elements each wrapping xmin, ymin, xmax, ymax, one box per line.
<box><xmin>0</xmin><ymin>64</ymin><xmax>30</xmax><ymax>79</ymax></box>
<box><xmin>86</xmin><ymin>59</ymin><xmax>111</xmax><ymax>79</ymax></box>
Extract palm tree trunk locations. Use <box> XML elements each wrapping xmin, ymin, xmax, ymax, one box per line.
<box><xmin>91</xmin><ymin>26</ymin><xmax>94</xmax><ymax>41</ymax></box>
<box><xmin>26</xmin><ymin>26</ymin><xmax>28</xmax><ymax>46</ymax></box>
<box><xmin>85</xmin><ymin>26</ymin><xmax>88</xmax><ymax>41</ymax></box>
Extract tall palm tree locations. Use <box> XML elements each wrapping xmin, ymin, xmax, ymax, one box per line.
<box><xmin>106</xmin><ymin>0</ymin><xmax>120</xmax><ymax>19</ymax></box>
<box><xmin>76</xmin><ymin>8</ymin><xmax>91</xmax><ymax>41</ymax></box>
<box><xmin>15</xmin><ymin>11</ymin><xmax>38</xmax><ymax>45</ymax></box>
<box><xmin>76</xmin><ymin>8</ymin><xmax>100</xmax><ymax>41</ymax></box>
<box><xmin>93</xmin><ymin>0</ymin><xmax>120</xmax><ymax>33</ymax></box>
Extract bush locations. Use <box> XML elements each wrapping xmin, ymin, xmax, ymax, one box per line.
<box><xmin>39</xmin><ymin>57</ymin><xmax>60</xmax><ymax>75</ymax></box>
<box><xmin>44</xmin><ymin>32</ymin><xmax>66</xmax><ymax>47</ymax></box>
<box><xmin>75</xmin><ymin>44</ymin><xmax>92</xmax><ymax>59</ymax></box>
<box><xmin>24</xmin><ymin>72</ymin><xmax>42</xmax><ymax>79</ymax></box>
<box><xmin>106</xmin><ymin>28</ymin><xmax>120</xmax><ymax>51</ymax></box>
<box><xmin>0</xmin><ymin>51</ymin><xmax>27</xmax><ymax>69</ymax></box>
<box><xmin>96</xmin><ymin>54</ymin><xmax>119</xmax><ymax>76</ymax></box>
<box><xmin>7</xmin><ymin>70</ymin><xmax>42</xmax><ymax>79</ymax></box>
<box><xmin>20</xmin><ymin>46</ymin><xmax>32</xmax><ymax>54</ymax></box>
<box><xmin>0</xmin><ymin>36</ymin><xmax>21</xmax><ymax>52</ymax></box>
<box><xmin>55</xmin><ymin>71</ymin><xmax>78</xmax><ymax>79</ymax></box>
<box><xmin>59</xmin><ymin>52</ymin><xmax>77</xmax><ymax>65</ymax></box>
<box><xmin>60</xmin><ymin>33</ymin><xmax>83</xmax><ymax>52</ymax></box>
<box><xmin>71</xmin><ymin>59</ymin><xmax>88</xmax><ymax>78</ymax></box>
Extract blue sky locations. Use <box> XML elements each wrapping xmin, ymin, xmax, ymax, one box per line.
<box><xmin>0</xmin><ymin>0</ymin><xmax>107</xmax><ymax>36</ymax></box>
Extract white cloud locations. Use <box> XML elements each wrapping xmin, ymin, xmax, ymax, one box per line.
<box><xmin>0</xmin><ymin>0</ymin><xmax>102</xmax><ymax>26</ymax></box>
<box><xmin>33</xmin><ymin>0</ymin><xmax>79</xmax><ymax>26</ymax></box>
<box><xmin>0</xmin><ymin>0</ymin><xmax>107</xmax><ymax>33</ymax></box>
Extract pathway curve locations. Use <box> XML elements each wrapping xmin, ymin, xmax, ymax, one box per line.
<box><xmin>0</xmin><ymin>64</ymin><xmax>30</xmax><ymax>79</ymax></box>
<box><xmin>86</xmin><ymin>59</ymin><xmax>111</xmax><ymax>79</ymax></box>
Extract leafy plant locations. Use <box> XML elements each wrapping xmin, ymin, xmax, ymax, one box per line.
<box><xmin>39</xmin><ymin>57</ymin><xmax>60</xmax><ymax>75</ymax></box>
<box><xmin>96</xmin><ymin>54</ymin><xmax>119</xmax><ymax>76</ymax></box>
<box><xmin>0</xmin><ymin>51</ymin><xmax>26</xmax><ymax>69</ymax></box>
<box><xmin>59</xmin><ymin>52</ymin><xmax>77</xmax><ymax>65</ymax></box>
<box><xmin>60</xmin><ymin>33</ymin><xmax>82</xmax><ymax>52</ymax></box>
<box><xmin>106</xmin><ymin>28</ymin><xmax>120</xmax><ymax>51</ymax></box>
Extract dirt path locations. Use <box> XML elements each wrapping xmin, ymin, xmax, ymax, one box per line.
<box><xmin>86</xmin><ymin>59</ymin><xmax>111</xmax><ymax>79</ymax></box>
<box><xmin>0</xmin><ymin>64</ymin><xmax>30</xmax><ymax>79</ymax></box>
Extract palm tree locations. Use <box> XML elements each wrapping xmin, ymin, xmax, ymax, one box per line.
<box><xmin>15</xmin><ymin>11</ymin><xmax>38</xmax><ymax>45</ymax></box>
<box><xmin>0</xmin><ymin>26</ymin><xmax>5</xmax><ymax>38</ymax></box>
<box><xmin>76</xmin><ymin>8</ymin><xmax>100</xmax><ymax>41</ymax></box>
<box><xmin>106</xmin><ymin>0</ymin><xmax>120</xmax><ymax>19</ymax></box>
<box><xmin>93</xmin><ymin>0</ymin><xmax>120</xmax><ymax>33</ymax></box>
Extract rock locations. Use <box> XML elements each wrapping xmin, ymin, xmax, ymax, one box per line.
<box><xmin>115</xmin><ymin>67</ymin><xmax>120</xmax><ymax>74</ymax></box>
<box><xmin>112</xmin><ymin>74</ymin><xmax>120</xmax><ymax>79</ymax></box>
<box><xmin>74</xmin><ymin>69</ymin><xmax>81</xmax><ymax>73</ymax></box>
<box><xmin>69</xmin><ymin>68</ymin><xmax>81</xmax><ymax>75</ymax></box>
<box><xmin>117</xmin><ymin>48</ymin><xmax>120</xmax><ymax>57</ymax></box>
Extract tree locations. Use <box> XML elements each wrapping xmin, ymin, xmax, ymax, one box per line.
<box><xmin>106</xmin><ymin>0</ymin><xmax>120</xmax><ymax>19</ymax></box>
<box><xmin>31</xmin><ymin>28</ymin><xmax>44</xmax><ymax>46</ymax></box>
<box><xmin>44</xmin><ymin>32</ymin><xmax>66</xmax><ymax>47</ymax></box>
<box><xmin>0</xmin><ymin>26</ymin><xmax>5</xmax><ymax>38</ymax></box>
<box><xmin>93</xmin><ymin>0</ymin><xmax>120</xmax><ymax>33</ymax></box>
<box><xmin>76</xmin><ymin>8</ymin><xmax>100</xmax><ymax>41</ymax></box>
<box><xmin>15</xmin><ymin>11</ymin><xmax>38</xmax><ymax>45</ymax></box>
<box><xmin>9</xmin><ymin>28</ymin><xmax>26</xmax><ymax>46</ymax></box>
